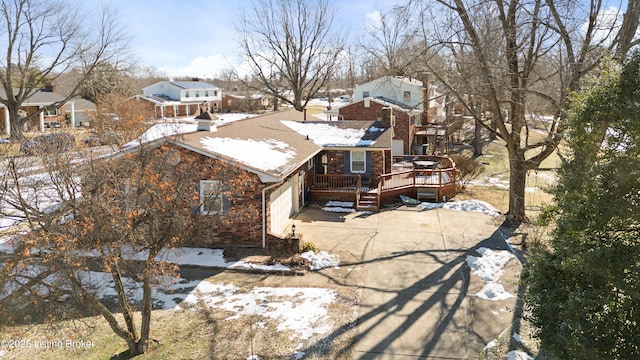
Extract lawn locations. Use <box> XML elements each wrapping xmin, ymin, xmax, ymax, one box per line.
<box><xmin>0</xmin><ymin>115</ymin><xmax>560</xmax><ymax>360</ymax></box>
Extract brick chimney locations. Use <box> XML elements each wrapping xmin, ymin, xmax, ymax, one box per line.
<box><xmin>421</xmin><ymin>71</ymin><xmax>431</xmax><ymax>124</ymax></box>
<box><xmin>381</xmin><ymin>106</ymin><xmax>393</xmax><ymax>127</ymax></box>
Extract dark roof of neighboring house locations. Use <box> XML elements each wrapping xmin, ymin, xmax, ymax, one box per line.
<box><xmin>169</xmin><ymin>81</ymin><xmax>219</xmax><ymax>90</ymax></box>
<box><xmin>0</xmin><ymin>89</ymin><xmax>66</xmax><ymax>105</ymax></box>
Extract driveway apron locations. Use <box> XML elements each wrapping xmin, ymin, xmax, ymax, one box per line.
<box><xmin>293</xmin><ymin>206</ymin><xmax>521</xmax><ymax>359</ymax></box>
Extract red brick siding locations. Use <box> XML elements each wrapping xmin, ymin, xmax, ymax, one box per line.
<box><xmin>338</xmin><ymin>101</ymin><xmax>414</xmax><ymax>154</ymax></box>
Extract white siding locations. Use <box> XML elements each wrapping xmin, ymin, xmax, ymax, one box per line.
<box><xmin>354</xmin><ymin>77</ymin><xmax>424</xmax><ymax>109</ymax></box>
<box><xmin>270</xmin><ymin>179</ymin><xmax>294</xmax><ymax>235</ymax></box>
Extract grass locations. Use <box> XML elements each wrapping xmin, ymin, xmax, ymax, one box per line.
<box><xmin>0</xmin><ymin>284</ymin><xmax>361</xmax><ymax>360</ymax></box>
<box><xmin>0</xmin><ymin>117</ymin><xmax>561</xmax><ymax>359</ymax></box>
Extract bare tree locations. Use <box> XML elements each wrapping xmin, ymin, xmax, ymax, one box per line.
<box><xmin>237</xmin><ymin>0</ymin><xmax>345</xmax><ymax>111</ymax></box>
<box><xmin>0</xmin><ymin>136</ymin><xmax>257</xmax><ymax>355</ymax></box>
<box><xmin>0</xmin><ymin>0</ymin><xmax>129</xmax><ymax>139</ymax></box>
<box><xmin>359</xmin><ymin>6</ymin><xmax>421</xmax><ymax>77</ymax></box>
<box><xmin>413</xmin><ymin>0</ymin><xmax>640</xmax><ymax>222</ymax></box>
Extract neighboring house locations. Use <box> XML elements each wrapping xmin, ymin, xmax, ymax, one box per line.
<box><xmin>66</xmin><ymin>98</ymin><xmax>96</xmax><ymax>127</ymax></box>
<box><xmin>339</xmin><ymin>75</ymin><xmax>454</xmax><ymax>155</ymax></box>
<box><xmin>129</xmin><ymin>109</ymin><xmax>456</xmax><ymax>252</ymax></box>
<box><xmin>0</xmin><ymin>88</ymin><xmax>82</xmax><ymax>135</ymax></box>
<box><xmin>139</xmin><ymin>80</ymin><xmax>222</xmax><ymax>119</ymax></box>
<box><xmin>221</xmin><ymin>93</ymin><xmax>268</xmax><ymax>112</ymax></box>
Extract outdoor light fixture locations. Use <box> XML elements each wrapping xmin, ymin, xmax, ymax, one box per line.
<box><xmin>291</xmin><ymin>224</ymin><xmax>296</xmax><ymax>237</ymax></box>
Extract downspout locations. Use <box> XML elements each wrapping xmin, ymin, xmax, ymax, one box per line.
<box><xmin>262</xmin><ymin>181</ymin><xmax>283</xmax><ymax>248</ymax></box>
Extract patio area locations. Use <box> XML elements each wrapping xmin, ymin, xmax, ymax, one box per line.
<box><xmin>309</xmin><ymin>155</ymin><xmax>458</xmax><ymax>210</ymax></box>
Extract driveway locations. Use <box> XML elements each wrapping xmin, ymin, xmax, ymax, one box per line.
<box><xmin>292</xmin><ymin>205</ymin><xmax>522</xmax><ymax>359</ymax></box>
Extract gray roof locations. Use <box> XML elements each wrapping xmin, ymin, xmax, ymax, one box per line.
<box><xmin>0</xmin><ymin>89</ymin><xmax>65</xmax><ymax>105</ymax></box>
<box><xmin>67</xmin><ymin>98</ymin><xmax>96</xmax><ymax>112</ymax></box>
<box><xmin>170</xmin><ymin>81</ymin><xmax>219</xmax><ymax>90</ymax></box>
<box><xmin>174</xmin><ymin>110</ymin><xmax>393</xmax><ymax>182</ymax></box>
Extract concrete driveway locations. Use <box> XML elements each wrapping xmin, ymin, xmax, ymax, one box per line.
<box><xmin>292</xmin><ymin>205</ymin><xmax>522</xmax><ymax>359</ymax></box>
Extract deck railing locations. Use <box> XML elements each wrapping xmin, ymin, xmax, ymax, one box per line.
<box><xmin>312</xmin><ymin>174</ymin><xmax>361</xmax><ymax>191</ymax></box>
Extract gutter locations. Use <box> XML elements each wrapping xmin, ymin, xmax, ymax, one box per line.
<box><xmin>262</xmin><ymin>181</ymin><xmax>283</xmax><ymax>248</ymax></box>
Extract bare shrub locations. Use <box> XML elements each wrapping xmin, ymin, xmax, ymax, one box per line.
<box><xmin>451</xmin><ymin>155</ymin><xmax>485</xmax><ymax>191</ymax></box>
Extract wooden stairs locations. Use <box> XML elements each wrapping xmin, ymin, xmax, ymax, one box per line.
<box><xmin>357</xmin><ymin>190</ymin><xmax>380</xmax><ymax>211</ymax></box>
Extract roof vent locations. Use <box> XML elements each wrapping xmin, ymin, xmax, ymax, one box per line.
<box><xmin>195</xmin><ymin>111</ymin><xmax>218</xmax><ymax>131</ymax></box>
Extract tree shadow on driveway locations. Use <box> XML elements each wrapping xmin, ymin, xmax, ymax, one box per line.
<box><xmin>302</xmin><ymin>225</ymin><xmax>518</xmax><ymax>359</ymax></box>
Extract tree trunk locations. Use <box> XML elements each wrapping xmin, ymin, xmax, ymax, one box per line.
<box><xmin>507</xmin><ymin>151</ymin><xmax>527</xmax><ymax>224</ymax></box>
<box><xmin>138</xmin><ymin>279</ymin><xmax>153</xmax><ymax>354</ymax></box>
<box><xmin>473</xmin><ymin>118</ymin><xmax>483</xmax><ymax>156</ymax></box>
<box><xmin>8</xmin><ymin>106</ymin><xmax>23</xmax><ymax>140</ymax></box>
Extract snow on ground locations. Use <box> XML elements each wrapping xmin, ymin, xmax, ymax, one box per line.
<box><xmin>322</xmin><ymin>200</ymin><xmax>355</xmax><ymax>213</ymax></box>
<box><xmin>483</xmin><ymin>339</ymin><xmax>497</xmax><ymax>350</ymax></box>
<box><xmin>300</xmin><ymin>250</ymin><xmax>340</xmax><ymax>270</ymax></box>
<box><xmin>466</xmin><ymin>247</ymin><xmax>516</xmax><ymax>300</ymax></box>
<box><xmin>326</xmin><ymin>201</ymin><xmax>354</xmax><ymax>208</ymax></box>
<box><xmin>199</xmin><ymin>137</ymin><xmax>296</xmax><ymax>172</ymax></box>
<box><xmin>507</xmin><ymin>350</ymin><xmax>534</xmax><ymax>360</ymax></box>
<box><xmin>418</xmin><ymin>199</ymin><xmax>501</xmax><ymax>217</ymax></box>
<box><xmin>322</xmin><ymin>207</ymin><xmax>356</xmax><ymax>213</ymax></box>
<box><xmin>178</xmin><ymin>281</ymin><xmax>337</xmax><ymax>340</ymax></box>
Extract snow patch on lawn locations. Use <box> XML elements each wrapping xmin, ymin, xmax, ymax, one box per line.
<box><xmin>507</xmin><ymin>350</ymin><xmax>534</xmax><ymax>360</ymax></box>
<box><xmin>417</xmin><ymin>199</ymin><xmax>500</xmax><ymax>217</ymax></box>
<box><xmin>179</xmin><ymin>281</ymin><xmax>337</xmax><ymax>340</ymax></box>
<box><xmin>466</xmin><ymin>247</ymin><xmax>516</xmax><ymax>300</ymax></box>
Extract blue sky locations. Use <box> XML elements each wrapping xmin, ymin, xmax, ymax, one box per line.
<box><xmin>90</xmin><ymin>0</ymin><xmax>387</xmax><ymax>78</ymax></box>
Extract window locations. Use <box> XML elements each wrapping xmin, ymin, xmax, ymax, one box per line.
<box><xmin>195</xmin><ymin>91</ymin><xmax>200</xmax><ymax>98</ymax></box>
<box><xmin>350</xmin><ymin>151</ymin><xmax>366</xmax><ymax>173</ymax></box>
<box><xmin>404</xmin><ymin>91</ymin><xmax>411</xmax><ymax>102</ymax></box>
<box><xmin>364</xmin><ymin>99</ymin><xmax>370</xmax><ymax>108</ymax></box>
<box><xmin>43</xmin><ymin>107</ymin><xmax>60</xmax><ymax>116</ymax></box>
<box><xmin>362</xmin><ymin>91</ymin><xmax>370</xmax><ymax>98</ymax></box>
<box><xmin>205</xmin><ymin>91</ymin><xmax>209</xmax><ymax>97</ymax></box>
<box><xmin>415</xmin><ymin>114</ymin><xmax>422</xmax><ymax>126</ymax></box>
<box><xmin>214</xmin><ymin>90</ymin><xmax>218</xmax><ymax>97</ymax></box>
<box><xmin>200</xmin><ymin>180</ymin><xmax>223</xmax><ymax>214</ymax></box>
<box><xmin>185</xmin><ymin>91</ymin><xmax>190</xmax><ymax>98</ymax></box>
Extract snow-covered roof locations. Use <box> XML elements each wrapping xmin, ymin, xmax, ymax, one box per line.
<box><xmin>175</xmin><ymin>110</ymin><xmax>321</xmax><ymax>182</ymax></box>
<box><xmin>282</xmin><ymin>120</ymin><xmax>391</xmax><ymax>148</ymax></box>
<box><xmin>173</xmin><ymin>110</ymin><xmax>392</xmax><ymax>182</ymax></box>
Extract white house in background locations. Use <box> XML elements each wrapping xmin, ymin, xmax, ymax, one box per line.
<box><xmin>353</xmin><ymin>75</ymin><xmax>446</xmax><ymax>123</ymax></box>
<box><xmin>141</xmin><ymin>80</ymin><xmax>222</xmax><ymax>119</ymax></box>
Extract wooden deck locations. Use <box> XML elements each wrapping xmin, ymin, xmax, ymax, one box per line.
<box><xmin>309</xmin><ymin>163</ymin><xmax>458</xmax><ymax>211</ymax></box>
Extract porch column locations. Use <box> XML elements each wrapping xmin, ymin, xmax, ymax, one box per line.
<box><xmin>161</xmin><ymin>105</ymin><xmax>165</xmax><ymax>119</ymax></box>
<box><xmin>186</xmin><ymin>104</ymin><xmax>190</xmax><ymax>116</ymax></box>
<box><xmin>39</xmin><ymin>109</ymin><xmax>45</xmax><ymax>132</ymax></box>
<box><xmin>4</xmin><ymin>107</ymin><xmax>9</xmax><ymax>136</ymax></box>
<box><xmin>70</xmin><ymin>101</ymin><xmax>75</xmax><ymax>127</ymax></box>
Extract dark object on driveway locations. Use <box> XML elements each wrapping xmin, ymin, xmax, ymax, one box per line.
<box><xmin>21</xmin><ymin>133</ymin><xmax>75</xmax><ymax>155</ymax></box>
<box><xmin>400</xmin><ymin>194</ymin><xmax>422</xmax><ymax>206</ymax></box>
<box><xmin>83</xmin><ymin>130</ymin><xmax>121</xmax><ymax>146</ymax></box>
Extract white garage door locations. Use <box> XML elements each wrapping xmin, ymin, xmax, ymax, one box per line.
<box><xmin>392</xmin><ymin>139</ymin><xmax>405</xmax><ymax>156</ymax></box>
<box><xmin>270</xmin><ymin>180</ymin><xmax>293</xmax><ymax>235</ymax></box>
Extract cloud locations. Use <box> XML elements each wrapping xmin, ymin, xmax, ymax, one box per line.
<box><xmin>160</xmin><ymin>54</ymin><xmax>249</xmax><ymax>79</ymax></box>
<box><xmin>582</xmin><ymin>6</ymin><xmax>624</xmax><ymax>46</ymax></box>
<box><xmin>364</xmin><ymin>10</ymin><xmax>382</xmax><ymax>31</ymax></box>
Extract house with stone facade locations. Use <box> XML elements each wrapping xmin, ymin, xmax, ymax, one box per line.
<box><xmin>128</xmin><ymin>108</ymin><xmax>455</xmax><ymax>253</ymax></box>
